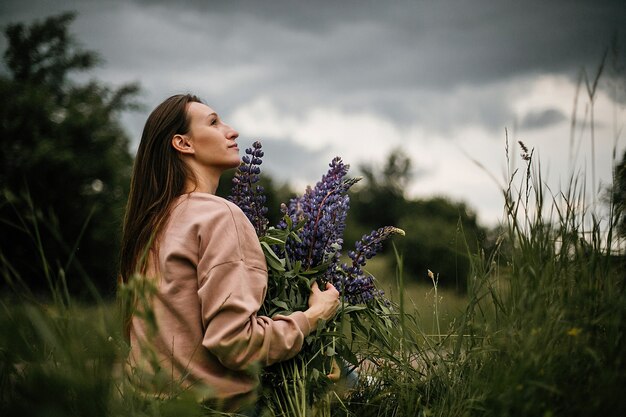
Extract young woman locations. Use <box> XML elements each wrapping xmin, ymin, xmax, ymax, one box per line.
<box><xmin>118</xmin><ymin>94</ymin><xmax>340</xmax><ymax>412</ymax></box>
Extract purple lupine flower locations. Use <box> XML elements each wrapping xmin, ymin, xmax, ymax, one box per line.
<box><xmin>229</xmin><ymin>141</ymin><xmax>269</xmax><ymax>236</ymax></box>
<box><xmin>337</xmin><ymin>226</ymin><xmax>405</xmax><ymax>304</ymax></box>
<box><xmin>280</xmin><ymin>158</ymin><xmax>360</xmax><ymax>280</ymax></box>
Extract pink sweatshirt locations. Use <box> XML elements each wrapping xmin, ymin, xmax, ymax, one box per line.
<box><xmin>129</xmin><ymin>192</ymin><xmax>311</xmax><ymax>407</ymax></box>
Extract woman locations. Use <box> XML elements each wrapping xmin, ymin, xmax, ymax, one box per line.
<box><xmin>119</xmin><ymin>94</ymin><xmax>340</xmax><ymax>412</ymax></box>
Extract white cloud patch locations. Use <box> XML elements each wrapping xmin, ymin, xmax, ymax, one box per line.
<box><xmin>231</xmin><ymin>97</ymin><xmax>404</xmax><ymax>163</ymax></box>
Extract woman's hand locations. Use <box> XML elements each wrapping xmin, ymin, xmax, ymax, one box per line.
<box><xmin>304</xmin><ymin>281</ymin><xmax>340</xmax><ymax>330</ymax></box>
<box><xmin>327</xmin><ymin>358</ymin><xmax>341</xmax><ymax>382</ymax></box>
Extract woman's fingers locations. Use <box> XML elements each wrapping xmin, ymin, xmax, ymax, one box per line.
<box><xmin>325</xmin><ymin>282</ymin><xmax>339</xmax><ymax>295</ymax></box>
<box><xmin>327</xmin><ymin>359</ymin><xmax>341</xmax><ymax>382</ymax></box>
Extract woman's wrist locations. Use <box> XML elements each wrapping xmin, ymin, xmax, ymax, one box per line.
<box><xmin>303</xmin><ymin>307</ymin><xmax>321</xmax><ymax>330</ymax></box>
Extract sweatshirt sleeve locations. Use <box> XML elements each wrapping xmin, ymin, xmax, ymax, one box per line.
<box><xmin>196</xmin><ymin>199</ymin><xmax>311</xmax><ymax>371</ymax></box>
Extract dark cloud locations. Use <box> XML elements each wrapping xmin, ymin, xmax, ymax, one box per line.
<box><xmin>520</xmin><ymin>108</ymin><xmax>567</xmax><ymax>130</ymax></box>
<box><xmin>0</xmin><ymin>0</ymin><xmax>623</xmax><ymax>138</ymax></box>
<box><xmin>1</xmin><ymin>0</ymin><xmax>622</xmax><ymax>224</ymax></box>
<box><xmin>3</xmin><ymin>0</ymin><xmax>623</xmax><ymax>89</ymax></box>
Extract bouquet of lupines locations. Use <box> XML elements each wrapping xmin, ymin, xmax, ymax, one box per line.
<box><xmin>229</xmin><ymin>141</ymin><xmax>404</xmax><ymax>416</ymax></box>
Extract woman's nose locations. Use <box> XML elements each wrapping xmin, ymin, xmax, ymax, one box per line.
<box><xmin>225</xmin><ymin>124</ymin><xmax>239</xmax><ymax>140</ymax></box>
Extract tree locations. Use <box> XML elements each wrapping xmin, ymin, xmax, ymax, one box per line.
<box><xmin>348</xmin><ymin>148</ymin><xmax>412</xmax><ymax>232</ymax></box>
<box><xmin>346</xmin><ymin>149</ymin><xmax>486</xmax><ymax>292</ymax></box>
<box><xmin>0</xmin><ymin>12</ymin><xmax>139</xmax><ymax>297</ymax></box>
<box><xmin>396</xmin><ymin>198</ymin><xmax>485</xmax><ymax>292</ymax></box>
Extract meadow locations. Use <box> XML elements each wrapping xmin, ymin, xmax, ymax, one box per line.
<box><xmin>1</xmin><ymin>137</ymin><xmax>624</xmax><ymax>417</ymax></box>
<box><xmin>1</xmin><ymin>10</ymin><xmax>624</xmax><ymax>417</ymax></box>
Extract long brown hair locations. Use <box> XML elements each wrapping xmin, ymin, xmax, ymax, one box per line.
<box><xmin>119</xmin><ymin>94</ymin><xmax>202</xmax><ymax>285</ymax></box>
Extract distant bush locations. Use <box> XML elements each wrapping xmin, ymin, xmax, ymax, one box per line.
<box><xmin>0</xmin><ymin>12</ymin><xmax>139</xmax><ymax>297</ymax></box>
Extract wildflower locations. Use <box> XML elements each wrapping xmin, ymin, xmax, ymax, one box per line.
<box><xmin>227</xmin><ymin>143</ymin><xmax>406</xmax><ymax>410</ymax></box>
<box><xmin>339</xmin><ymin>226</ymin><xmax>405</xmax><ymax>304</ymax></box>
<box><xmin>567</xmin><ymin>327</ymin><xmax>582</xmax><ymax>337</ymax></box>
<box><xmin>280</xmin><ymin>157</ymin><xmax>359</xmax><ymax>277</ymax></box>
<box><xmin>229</xmin><ymin>141</ymin><xmax>269</xmax><ymax>236</ymax></box>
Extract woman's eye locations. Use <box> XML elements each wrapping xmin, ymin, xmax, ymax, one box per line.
<box><xmin>210</xmin><ymin>118</ymin><xmax>218</xmax><ymax>126</ymax></box>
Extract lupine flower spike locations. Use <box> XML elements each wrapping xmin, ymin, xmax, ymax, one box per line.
<box><xmin>229</xmin><ymin>141</ymin><xmax>269</xmax><ymax>236</ymax></box>
<box><xmin>280</xmin><ymin>157</ymin><xmax>361</xmax><ymax>284</ymax></box>
<box><xmin>231</xmin><ymin>144</ymin><xmax>403</xmax><ymax>306</ymax></box>
<box><xmin>339</xmin><ymin>226</ymin><xmax>405</xmax><ymax>304</ymax></box>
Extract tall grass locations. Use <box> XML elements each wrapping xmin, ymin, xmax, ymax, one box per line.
<box><xmin>1</xmin><ymin>77</ymin><xmax>625</xmax><ymax>416</ymax></box>
<box><xmin>0</xmin><ymin>194</ymin><xmax>216</xmax><ymax>417</ymax></box>
<box><xmin>336</xmin><ymin>134</ymin><xmax>625</xmax><ymax>416</ymax></box>
<box><xmin>2</xmin><ymin>143</ymin><xmax>625</xmax><ymax>416</ymax></box>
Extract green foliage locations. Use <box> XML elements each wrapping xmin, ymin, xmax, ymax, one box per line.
<box><xmin>348</xmin><ymin>148</ymin><xmax>411</xmax><ymax>229</ymax></box>
<box><xmin>0</xmin><ymin>301</ymin><xmax>119</xmax><ymax>417</ymax></box>
<box><xmin>347</xmin><ymin>150</ymin><xmax>487</xmax><ymax>291</ymax></box>
<box><xmin>1</xmin><ymin>141</ymin><xmax>624</xmax><ymax>416</ymax></box>
<box><xmin>0</xmin><ymin>12</ymin><xmax>139</xmax><ymax>296</ymax></box>
<box><xmin>396</xmin><ymin>198</ymin><xmax>484</xmax><ymax>292</ymax></box>
<box><xmin>336</xmin><ymin>147</ymin><xmax>626</xmax><ymax>417</ymax></box>
<box><xmin>1</xmin><ymin>12</ymin><xmax>622</xmax><ymax>417</ymax></box>
<box><xmin>453</xmin><ymin>148</ymin><xmax>626</xmax><ymax>417</ymax></box>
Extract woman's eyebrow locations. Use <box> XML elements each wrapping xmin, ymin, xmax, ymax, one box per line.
<box><xmin>206</xmin><ymin>112</ymin><xmax>217</xmax><ymax>120</ymax></box>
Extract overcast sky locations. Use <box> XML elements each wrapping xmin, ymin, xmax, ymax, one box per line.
<box><xmin>1</xmin><ymin>0</ymin><xmax>625</xmax><ymax>226</ymax></box>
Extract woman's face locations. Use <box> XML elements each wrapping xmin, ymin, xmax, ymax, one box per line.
<box><xmin>184</xmin><ymin>102</ymin><xmax>240</xmax><ymax>171</ymax></box>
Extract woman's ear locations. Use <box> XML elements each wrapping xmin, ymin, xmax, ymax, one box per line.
<box><xmin>171</xmin><ymin>134</ymin><xmax>194</xmax><ymax>154</ymax></box>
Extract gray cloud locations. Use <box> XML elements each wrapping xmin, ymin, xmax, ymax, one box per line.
<box><xmin>244</xmin><ymin>137</ymin><xmax>330</xmax><ymax>187</ymax></box>
<box><xmin>1</xmin><ymin>0</ymin><xmax>623</xmax><ymax>225</ymax></box>
<box><xmin>123</xmin><ymin>0</ymin><xmax>625</xmax><ymax>84</ymax></box>
<box><xmin>3</xmin><ymin>0</ymin><xmax>622</xmax><ymax>89</ymax></box>
<box><xmin>520</xmin><ymin>108</ymin><xmax>567</xmax><ymax>130</ymax></box>
<box><xmin>1</xmin><ymin>0</ymin><xmax>623</xmax><ymax>138</ymax></box>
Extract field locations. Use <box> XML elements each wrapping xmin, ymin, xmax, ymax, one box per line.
<box><xmin>1</xmin><ymin>147</ymin><xmax>625</xmax><ymax>417</ymax></box>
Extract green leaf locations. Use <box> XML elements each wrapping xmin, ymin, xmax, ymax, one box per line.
<box><xmin>271</xmin><ymin>299</ymin><xmax>289</xmax><ymax>310</ymax></box>
<box><xmin>292</xmin><ymin>260</ymin><xmax>302</xmax><ymax>274</ymax></box>
<box><xmin>298</xmin><ymin>275</ymin><xmax>313</xmax><ymax>287</ymax></box>
<box><xmin>340</xmin><ymin>305</ymin><xmax>367</xmax><ymax>315</ymax></box>
<box><xmin>260</xmin><ymin>235</ymin><xmax>285</xmax><ymax>246</ymax></box>
<box><xmin>289</xmin><ymin>231</ymin><xmax>303</xmax><ymax>243</ymax></box>
<box><xmin>337</xmin><ymin>343</ymin><xmax>359</xmax><ymax>367</ymax></box>
<box><xmin>283</xmin><ymin>214</ymin><xmax>293</xmax><ymax>229</ymax></box>
<box><xmin>260</xmin><ymin>241</ymin><xmax>285</xmax><ymax>272</ymax></box>
<box><xmin>265</xmin><ymin>257</ymin><xmax>284</xmax><ymax>272</ymax></box>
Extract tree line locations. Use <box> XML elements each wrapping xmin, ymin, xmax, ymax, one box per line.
<box><xmin>0</xmin><ymin>13</ymin><xmax>137</xmax><ymax>298</ymax></box>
